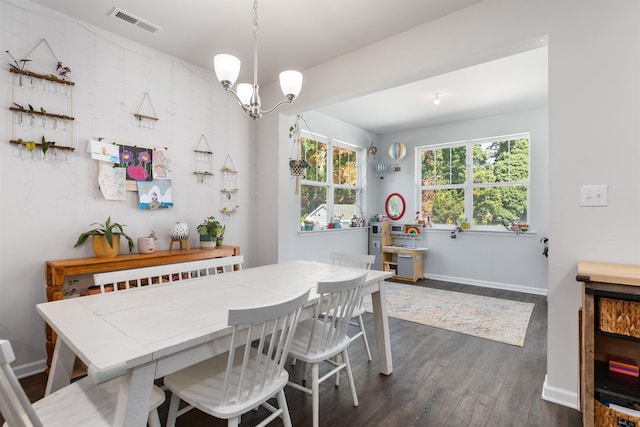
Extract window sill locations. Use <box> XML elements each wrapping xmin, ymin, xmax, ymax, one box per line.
<box><xmin>298</xmin><ymin>226</ymin><xmax>368</xmax><ymax>236</ymax></box>
<box><xmin>424</xmin><ymin>227</ymin><xmax>539</xmax><ymax>237</ymax></box>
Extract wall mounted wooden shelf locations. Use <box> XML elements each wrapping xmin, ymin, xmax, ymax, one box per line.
<box><xmin>10</xmin><ymin>67</ymin><xmax>75</xmax><ymax>86</ymax></box>
<box><xmin>9</xmin><ymin>139</ymin><xmax>75</xmax><ymax>152</ymax></box>
<box><xmin>9</xmin><ymin>107</ymin><xmax>75</xmax><ymax>121</ymax></box>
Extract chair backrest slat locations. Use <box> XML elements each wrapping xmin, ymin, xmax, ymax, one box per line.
<box><xmin>0</xmin><ymin>340</ymin><xmax>44</xmax><ymax>427</ymax></box>
<box><xmin>93</xmin><ymin>255</ymin><xmax>244</xmax><ymax>292</ymax></box>
<box><xmin>329</xmin><ymin>252</ymin><xmax>375</xmax><ymax>270</ymax></box>
<box><xmin>221</xmin><ymin>289</ymin><xmax>309</xmax><ymax>407</ymax></box>
<box><xmin>307</xmin><ymin>273</ymin><xmax>367</xmax><ymax>354</ymax></box>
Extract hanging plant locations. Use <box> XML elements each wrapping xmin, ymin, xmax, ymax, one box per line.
<box><xmin>289</xmin><ymin>114</ymin><xmax>309</xmax><ymax>194</ymax></box>
<box><xmin>289</xmin><ymin>158</ymin><xmax>310</xmax><ymax>177</ymax></box>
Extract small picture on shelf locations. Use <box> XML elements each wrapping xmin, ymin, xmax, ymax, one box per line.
<box><xmin>137</xmin><ymin>179</ymin><xmax>173</xmax><ymax>210</ymax></box>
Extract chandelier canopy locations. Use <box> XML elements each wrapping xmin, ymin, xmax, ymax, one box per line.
<box><xmin>214</xmin><ymin>0</ymin><xmax>303</xmax><ymax>120</ymax></box>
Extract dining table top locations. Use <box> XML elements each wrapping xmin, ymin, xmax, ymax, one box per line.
<box><xmin>37</xmin><ymin>260</ymin><xmax>393</xmax><ymax>383</ymax></box>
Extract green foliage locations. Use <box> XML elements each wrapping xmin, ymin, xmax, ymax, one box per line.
<box><xmin>420</xmin><ymin>138</ymin><xmax>529</xmax><ymax>226</ymax></box>
<box><xmin>197</xmin><ymin>216</ymin><xmax>224</xmax><ymax>239</ymax></box>
<box><xmin>74</xmin><ymin>216</ymin><xmax>134</xmax><ymax>252</ymax></box>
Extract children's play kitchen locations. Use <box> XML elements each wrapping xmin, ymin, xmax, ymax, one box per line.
<box><xmin>369</xmin><ymin>221</ymin><xmax>428</xmax><ymax>282</ymax></box>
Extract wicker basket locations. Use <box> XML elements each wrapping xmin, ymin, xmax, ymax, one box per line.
<box><xmin>595</xmin><ymin>399</ymin><xmax>640</xmax><ymax>427</ymax></box>
<box><xmin>599</xmin><ymin>297</ymin><xmax>640</xmax><ymax>338</ymax></box>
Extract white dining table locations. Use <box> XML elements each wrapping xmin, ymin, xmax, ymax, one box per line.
<box><xmin>36</xmin><ymin>260</ymin><xmax>393</xmax><ymax>427</ymax></box>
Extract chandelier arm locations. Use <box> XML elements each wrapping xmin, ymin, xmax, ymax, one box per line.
<box><xmin>224</xmin><ymin>87</ymin><xmax>251</xmax><ymax>113</ymax></box>
<box><xmin>260</xmin><ymin>96</ymin><xmax>295</xmax><ymax>116</ymax></box>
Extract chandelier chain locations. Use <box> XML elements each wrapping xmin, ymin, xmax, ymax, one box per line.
<box><xmin>252</xmin><ymin>0</ymin><xmax>259</xmax><ymax>35</ymax></box>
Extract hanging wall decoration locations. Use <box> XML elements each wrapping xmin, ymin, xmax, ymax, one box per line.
<box><xmin>288</xmin><ymin>114</ymin><xmax>309</xmax><ymax>195</ymax></box>
<box><xmin>8</xmin><ymin>39</ymin><xmax>75</xmax><ymax>160</ymax></box>
<box><xmin>134</xmin><ymin>91</ymin><xmax>159</xmax><ymax>128</ymax></box>
<box><xmin>388</xmin><ymin>142</ymin><xmax>406</xmax><ymax>172</ymax></box>
<box><xmin>220</xmin><ymin>155</ymin><xmax>238</xmax><ymax>218</ymax></box>
<box><xmin>193</xmin><ymin>134</ymin><xmax>213</xmax><ymax>183</ymax></box>
<box><xmin>152</xmin><ymin>148</ymin><xmax>171</xmax><ymax>178</ymax></box>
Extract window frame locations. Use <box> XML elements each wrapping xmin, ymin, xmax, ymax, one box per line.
<box><xmin>299</xmin><ymin>129</ymin><xmax>364</xmax><ymax>227</ymax></box>
<box><xmin>416</xmin><ymin>133</ymin><xmax>531</xmax><ymax>231</ymax></box>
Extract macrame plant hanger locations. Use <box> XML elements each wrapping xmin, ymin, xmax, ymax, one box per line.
<box><xmin>289</xmin><ymin>114</ymin><xmax>306</xmax><ymax>195</ymax></box>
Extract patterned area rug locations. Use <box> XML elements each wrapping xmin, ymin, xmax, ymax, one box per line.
<box><xmin>362</xmin><ymin>283</ymin><xmax>534</xmax><ymax>346</ymax></box>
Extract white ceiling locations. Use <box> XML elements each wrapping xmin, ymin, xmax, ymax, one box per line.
<box><xmin>29</xmin><ymin>0</ymin><xmax>547</xmax><ymax>134</ymax></box>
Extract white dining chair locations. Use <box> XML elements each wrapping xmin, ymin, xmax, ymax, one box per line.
<box><xmin>0</xmin><ymin>339</ymin><xmax>164</xmax><ymax>427</ymax></box>
<box><xmin>163</xmin><ymin>288</ymin><xmax>311</xmax><ymax>427</ymax></box>
<box><xmin>286</xmin><ymin>273</ymin><xmax>367</xmax><ymax>427</ymax></box>
<box><xmin>93</xmin><ymin>255</ymin><xmax>244</xmax><ymax>292</ymax></box>
<box><xmin>329</xmin><ymin>252</ymin><xmax>376</xmax><ymax>361</ymax></box>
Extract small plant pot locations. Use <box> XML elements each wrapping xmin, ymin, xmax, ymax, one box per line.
<box><xmin>200</xmin><ymin>234</ymin><xmax>216</xmax><ymax>249</ymax></box>
<box><xmin>92</xmin><ymin>235</ymin><xmax>120</xmax><ymax>258</ymax></box>
<box><xmin>137</xmin><ymin>237</ymin><xmax>155</xmax><ymax>254</ymax></box>
<box><xmin>461</xmin><ymin>222</ymin><xmax>471</xmax><ymax>230</ymax></box>
<box><xmin>216</xmin><ymin>238</ymin><xmax>224</xmax><ymax>247</ymax></box>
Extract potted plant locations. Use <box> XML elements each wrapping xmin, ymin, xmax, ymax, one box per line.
<box><xmin>197</xmin><ymin>216</ymin><xmax>222</xmax><ymax>249</ymax></box>
<box><xmin>216</xmin><ymin>224</ymin><xmax>225</xmax><ymax>247</ymax></box>
<box><xmin>289</xmin><ymin>158</ymin><xmax>310</xmax><ymax>177</ymax></box>
<box><xmin>74</xmin><ymin>216</ymin><xmax>134</xmax><ymax>258</ymax></box>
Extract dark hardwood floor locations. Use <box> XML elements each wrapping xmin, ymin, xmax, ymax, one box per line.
<box><xmin>4</xmin><ymin>279</ymin><xmax>582</xmax><ymax>426</ymax></box>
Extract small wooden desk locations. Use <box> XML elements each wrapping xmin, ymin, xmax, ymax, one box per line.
<box><xmin>43</xmin><ymin>246</ymin><xmax>240</xmax><ymax>371</ymax></box>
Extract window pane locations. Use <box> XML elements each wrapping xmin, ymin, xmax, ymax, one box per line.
<box><xmin>302</xmin><ymin>137</ymin><xmax>327</xmax><ymax>183</ymax></box>
<box><xmin>333</xmin><ymin>146</ymin><xmax>357</xmax><ymax>186</ymax></box>
<box><xmin>437</xmin><ymin>146</ymin><xmax>466</xmax><ymax>185</ymax></box>
<box><xmin>421</xmin><ymin>188</ymin><xmax>464</xmax><ymax>224</ymax></box>
<box><xmin>421</xmin><ymin>149</ymin><xmax>435</xmax><ymax>185</ymax></box>
<box><xmin>473</xmin><ymin>138</ymin><xmax>529</xmax><ymax>184</ymax></box>
<box><xmin>334</xmin><ymin>188</ymin><xmax>357</xmax><ymax>222</ymax></box>
<box><xmin>301</xmin><ymin>185</ymin><xmax>327</xmax><ymax>224</ymax></box>
<box><xmin>473</xmin><ymin>185</ymin><xmax>528</xmax><ymax>225</ymax></box>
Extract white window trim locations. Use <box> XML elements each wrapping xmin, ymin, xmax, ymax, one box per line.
<box><xmin>415</xmin><ymin>132</ymin><xmax>530</xmax><ymax>231</ymax></box>
<box><xmin>300</xmin><ymin>129</ymin><xmax>365</xmax><ymax>226</ymax></box>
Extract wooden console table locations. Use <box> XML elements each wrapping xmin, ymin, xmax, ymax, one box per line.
<box><xmin>44</xmin><ymin>246</ymin><xmax>240</xmax><ymax>372</ymax></box>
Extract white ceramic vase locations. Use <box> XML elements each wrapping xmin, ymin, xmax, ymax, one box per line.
<box><xmin>137</xmin><ymin>237</ymin><xmax>156</xmax><ymax>254</ymax></box>
<box><xmin>169</xmin><ymin>222</ymin><xmax>189</xmax><ymax>240</ymax></box>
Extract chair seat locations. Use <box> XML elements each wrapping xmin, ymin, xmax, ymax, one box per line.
<box><xmin>9</xmin><ymin>377</ymin><xmax>165</xmax><ymax>427</ymax></box>
<box><xmin>164</xmin><ymin>347</ymin><xmax>289</xmax><ymax>420</ymax></box>
<box><xmin>288</xmin><ymin>318</ymin><xmax>351</xmax><ymax>364</ymax></box>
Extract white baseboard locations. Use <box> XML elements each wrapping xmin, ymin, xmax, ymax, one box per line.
<box><xmin>541</xmin><ymin>374</ymin><xmax>579</xmax><ymax>409</ymax></box>
<box><xmin>13</xmin><ymin>358</ymin><xmax>47</xmax><ymax>379</ymax></box>
<box><xmin>425</xmin><ymin>273</ymin><xmax>547</xmax><ymax>296</ymax></box>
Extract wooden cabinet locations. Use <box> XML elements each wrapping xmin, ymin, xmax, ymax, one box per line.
<box><xmin>44</xmin><ymin>246</ymin><xmax>240</xmax><ymax>372</ymax></box>
<box><xmin>382</xmin><ymin>246</ymin><xmax>428</xmax><ymax>282</ymax></box>
<box><xmin>577</xmin><ymin>261</ymin><xmax>640</xmax><ymax>426</ymax></box>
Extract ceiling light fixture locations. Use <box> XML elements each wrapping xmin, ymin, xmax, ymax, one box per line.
<box><xmin>213</xmin><ymin>0</ymin><xmax>303</xmax><ymax>120</ymax></box>
<box><xmin>433</xmin><ymin>93</ymin><xmax>441</xmax><ymax>105</ymax></box>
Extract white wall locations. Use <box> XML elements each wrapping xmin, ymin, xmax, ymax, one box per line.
<box><xmin>0</xmin><ymin>0</ymin><xmax>251</xmax><ymax>373</ymax></box>
<box><xmin>256</xmin><ymin>0</ymin><xmax>640</xmax><ymax>410</ymax></box>
<box><xmin>277</xmin><ymin>110</ymin><xmax>377</xmax><ymax>263</ymax></box>
<box><xmin>376</xmin><ymin>107</ymin><xmax>549</xmax><ymax>294</ymax></box>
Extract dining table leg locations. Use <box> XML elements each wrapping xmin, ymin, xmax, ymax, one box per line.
<box><xmin>370</xmin><ymin>280</ymin><xmax>393</xmax><ymax>375</ymax></box>
<box><xmin>45</xmin><ymin>337</ymin><xmax>76</xmax><ymax>395</ymax></box>
<box><xmin>113</xmin><ymin>362</ymin><xmax>156</xmax><ymax>427</ymax></box>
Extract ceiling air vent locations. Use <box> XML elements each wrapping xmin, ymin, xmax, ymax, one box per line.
<box><xmin>108</xmin><ymin>7</ymin><xmax>163</xmax><ymax>34</ymax></box>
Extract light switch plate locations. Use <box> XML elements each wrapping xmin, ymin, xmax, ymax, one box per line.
<box><xmin>580</xmin><ymin>185</ymin><xmax>608</xmax><ymax>207</ymax></box>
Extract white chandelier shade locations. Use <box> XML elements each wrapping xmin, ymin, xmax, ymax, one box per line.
<box><xmin>212</xmin><ymin>0</ymin><xmax>303</xmax><ymax>120</ymax></box>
